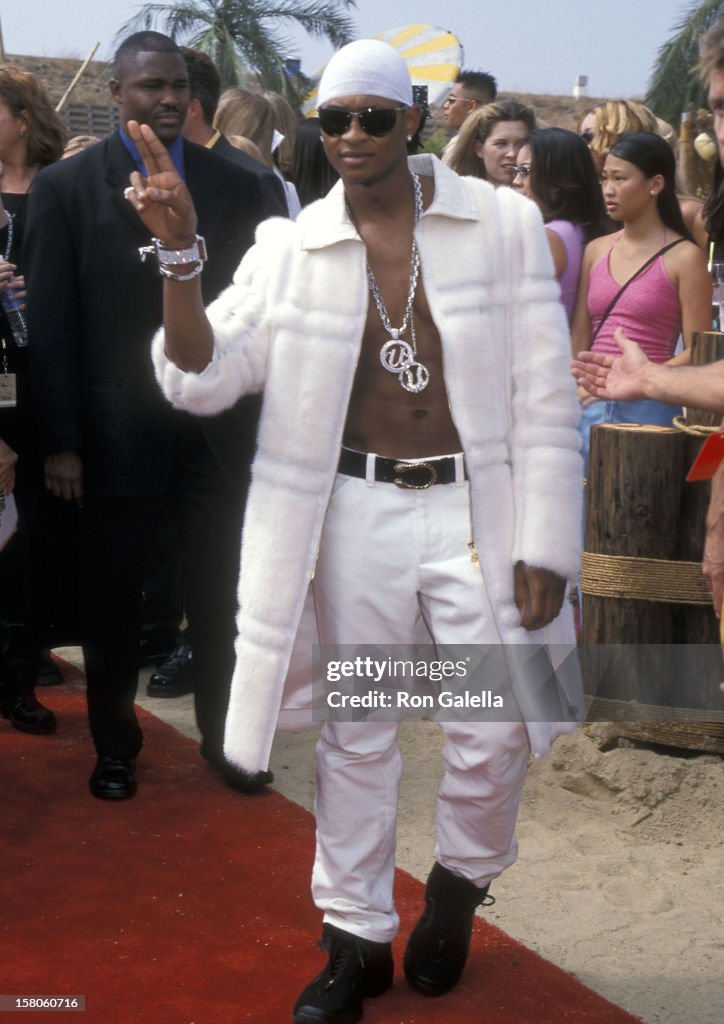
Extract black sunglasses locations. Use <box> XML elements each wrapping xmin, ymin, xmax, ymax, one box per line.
<box><xmin>580</xmin><ymin>129</ymin><xmax>594</xmax><ymax>143</ymax></box>
<box><xmin>318</xmin><ymin>105</ymin><xmax>406</xmax><ymax>138</ymax></box>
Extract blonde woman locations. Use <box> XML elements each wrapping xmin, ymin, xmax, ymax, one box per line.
<box><xmin>214</xmin><ymin>88</ymin><xmax>275</xmax><ymax>167</ymax></box>
<box><xmin>263</xmin><ymin>90</ymin><xmax>301</xmax><ymax>218</ymax></box>
<box><xmin>263</xmin><ymin>90</ymin><xmax>298</xmax><ymax>179</ymax></box>
<box><xmin>582</xmin><ymin>100</ymin><xmax>659</xmax><ymax>174</ymax></box>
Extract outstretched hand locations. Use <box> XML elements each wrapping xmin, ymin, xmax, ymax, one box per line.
<box><xmin>571</xmin><ymin>328</ymin><xmax>650</xmax><ymax>402</ymax></box>
<box><xmin>124</xmin><ymin>120</ymin><xmax>198</xmax><ymax>248</ymax></box>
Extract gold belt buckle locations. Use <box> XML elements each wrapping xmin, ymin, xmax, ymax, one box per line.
<box><xmin>393</xmin><ymin>461</ymin><xmax>438</xmax><ymax>489</ymax></box>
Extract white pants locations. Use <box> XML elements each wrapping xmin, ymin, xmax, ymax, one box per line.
<box><xmin>310</xmin><ymin>472</ymin><xmax>530</xmax><ymax>943</ymax></box>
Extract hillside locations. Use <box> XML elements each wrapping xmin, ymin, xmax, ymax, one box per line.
<box><xmin>502</xmin><ymin>92</ymin><xmax>609</xmax><ymax>130</ymax></box>
<box><xmin>5</xmin><ymin>52</ymin><xmax>608</xmax><ymax>132</ymax></box>
<box><xmin>6</xmin><ymin>53</ymin><xmax>113</xmax><ymax>107</ymax></box>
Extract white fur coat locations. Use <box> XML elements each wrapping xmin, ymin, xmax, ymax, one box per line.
<box><xmin>152</xmin><ymin>155</ymin><xmax>584</xmax><ymax>774</ymax></box>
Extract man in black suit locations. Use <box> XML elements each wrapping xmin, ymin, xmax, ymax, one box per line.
<box><xmin>24</xmin><ymin>31</ymin><xmax>265</xmax><ymax>800</ymax></box>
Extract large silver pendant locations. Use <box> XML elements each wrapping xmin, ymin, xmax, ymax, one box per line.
<box><xmin>380</xmin><ymin>337</ymin><xmax>415</xmax><ymax>373</ymax></box>
<box><xmin>401</xmin><ymin>361</ymin><xmax>430</xmax><ymax>393</ymax></box>
<box><xmin>365</xmin><ymin>173</ymin><xmax>430</xmax><ymax>393</ymax></box>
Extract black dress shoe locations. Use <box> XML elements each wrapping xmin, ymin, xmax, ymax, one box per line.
<box><xmin>138</xmin><ymin>630</ymin><xmax>177</xmax><ymax>668</ymax></box>
<box><xmin>89</xmin><ymin>756</ymin><xmax>137</xmax><ymax>800</ymax></box>
<box><xmin>200</xmin><ymin>740</ymin><xmax>274</xmax><ymax>793</ymax></box>
<box><xmin>293</xmin><ymin>923</ymin><xmax>393</xmax><ymax>1024</ymax></box>
<box><xmin>403</xmin><ymin>862</ymin><xmax>494</xmax><ymax>996</ymax></box>
<box><xmin>146</xmin><ymin>641</ymin><xmax>194</xmax><ymax>698</ymax></box>
<box><xmin>0</xmin><ymin>685</ymin><xmax>57</xmax><ymax>735</ymax></box>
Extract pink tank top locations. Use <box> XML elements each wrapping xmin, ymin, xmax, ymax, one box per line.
<box><xmin>588</xmin><ymin>241</ymin><xmax>682</xmax><ymax>363</ymax></box>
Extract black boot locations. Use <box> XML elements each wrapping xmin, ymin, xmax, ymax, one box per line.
<box><xmin>146</xmin><ymin>639</ymin><xmax>194</xmax><ymax>698</ymax></box>
<box><xmin>1</xmin><ymin>630</ymin><xmax>57</xmax><ymax>734</ymax></box>
<box><xmin>293</xmin><ymin>923</ymin><xmax>393</xmax><ymax>1024</ymax></box>
<box><xmin>0</xmin><ymin>682</ymin><xmax>57</xmax><ymax>735</ymax></box>
<box><xmin>403</xmin><ymin>862</ymin><xmax>494</xmax><ymax>996</ymax></box>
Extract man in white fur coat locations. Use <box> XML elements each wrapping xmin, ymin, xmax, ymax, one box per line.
<box><xmin>125</xmin><ymin>39</ymin><xmax>583</xmax><ymax>1024</ymax></box>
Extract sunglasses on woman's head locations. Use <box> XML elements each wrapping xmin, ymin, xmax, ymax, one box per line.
<box><xmin>318</xmin><ymin>105</ymin><xmax>407</xmax><ymax>138</ymax></box>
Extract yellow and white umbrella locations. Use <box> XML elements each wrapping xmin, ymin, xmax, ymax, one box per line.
<box><xmin>302</xmin><ymin>24</ymin><xmax>463</xmax><ymax>117</ymax></box>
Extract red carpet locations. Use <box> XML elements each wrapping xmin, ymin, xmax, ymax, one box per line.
<box><xmin>3</xmin><ymin>683</ymin><xmax>643</xmax><ymax>1024</ymax></box>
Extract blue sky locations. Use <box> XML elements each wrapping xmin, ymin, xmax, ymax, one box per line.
<box><xmin>2</xmin><ymin>0</ymin><xmax>701</xmax><ymax>103</ymax></box>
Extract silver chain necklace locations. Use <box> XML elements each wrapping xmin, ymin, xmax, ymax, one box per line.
<box><xmin>366</xmin><ymin>173</ymin><xmax>429</xmax><ymax>394</ymax></box>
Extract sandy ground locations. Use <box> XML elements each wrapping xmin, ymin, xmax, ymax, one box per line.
<box><xmin>121</xmin><ymin>666</ymin><xmax>724</xmax><ymax>1024</ymax></box>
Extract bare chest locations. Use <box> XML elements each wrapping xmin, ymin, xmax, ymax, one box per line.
<box><xmin>343</xmin><ymin>267</ymin><xmax>462</xmax><ymax>458</ymax></box>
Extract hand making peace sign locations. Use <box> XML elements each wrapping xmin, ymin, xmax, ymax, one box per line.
<box><xmin>124</xmin><ymin>120</ymin><xmax>198</xmax><ymax>248</ymax></box>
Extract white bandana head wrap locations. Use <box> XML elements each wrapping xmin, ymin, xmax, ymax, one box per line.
<box><xmin>317</xmin><ymin>39</ymin><xmax>413</xmax><ymax>108</ymax></box>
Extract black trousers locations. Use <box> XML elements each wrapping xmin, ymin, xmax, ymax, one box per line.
<box><xmin>81</xmin><ymin>425</ymin><xmax>246</xmax><ymax>759</ymax></box>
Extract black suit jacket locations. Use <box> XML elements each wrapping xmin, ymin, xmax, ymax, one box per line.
<box><xmin>24</xmin><ymin>133</ymin><xmax>263</xmax><ymax>496</ymax></box>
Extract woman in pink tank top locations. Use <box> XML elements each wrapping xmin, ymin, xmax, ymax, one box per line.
<box><xmin>571</xmin><ymin>132</ymin><xmax>712</xmax><ymax>466</ymax></box>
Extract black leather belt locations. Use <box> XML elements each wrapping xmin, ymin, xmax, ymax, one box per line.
<box><xmin>338</xmin><ymin>447</ymin><xmax>466</xmax><ymax>489</ymax></box>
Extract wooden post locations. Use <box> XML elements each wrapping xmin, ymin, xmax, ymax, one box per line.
<box><xmin>55</xmin><ymin>43</ymin><xmax>100</xmax><ymax>114</ymax></box>
<box><xmin>684</xmin><ymin>330</ymin><xmax>724</xmax><ymax>429</ymax></box>
<box><xmin>581</xmin><ymin>330</ymin><xmax>724</xmax><ymax>751</ymax></box>
<box><xmin>581</xmin><ymin>424</ymin><xmax>724</xmax><ymax>751</ymax></box>
<box><xmin>583</xmin><ymin>424</ymin><xmax>689</xmax><ymax>650</ymax></box>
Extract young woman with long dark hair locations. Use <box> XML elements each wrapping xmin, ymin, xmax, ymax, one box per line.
<box><xmin>571</xmin><ymin>131</ymin><xmax>712</xmax><ymax>464</ymax></box>
<box><xmin>513</xmin><ymin>127</ymin><xmax>608</xmax><ymax>322</ymax></box>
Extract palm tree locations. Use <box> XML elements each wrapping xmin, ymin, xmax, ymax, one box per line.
<box><xmin>646</xmin><ymin>0</ymin><xmax>724</xmax><ymax>125</ymax></box>
<box><xmin>119</xmin><ymin>0</ymin><xmax>357</xmax><ymax>102</ymax></box>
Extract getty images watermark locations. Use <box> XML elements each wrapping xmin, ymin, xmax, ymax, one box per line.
<box><xmin>313</xmin><ymin>643</ymin><xmax>724</xmax><ymax>724</ymax></box>
<box><xmin>313</xmin><ymin>644</ymin><xmax>583</xmax><ymax>723</ymax></box>
<box><xmin>325</xmin><ymin>654</ymin><xmax>503</xmax><ymax>712</ymax></box>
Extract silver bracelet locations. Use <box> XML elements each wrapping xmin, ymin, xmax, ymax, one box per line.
<box><xmin>159</xmin><ymin>262</ymin><xmax>204</xmax><ymax>281</ymax></box>
<box><xmin>138</xmin><ymin>234</ymin><xmax>208</xmax><ymax>271</ymax></box>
